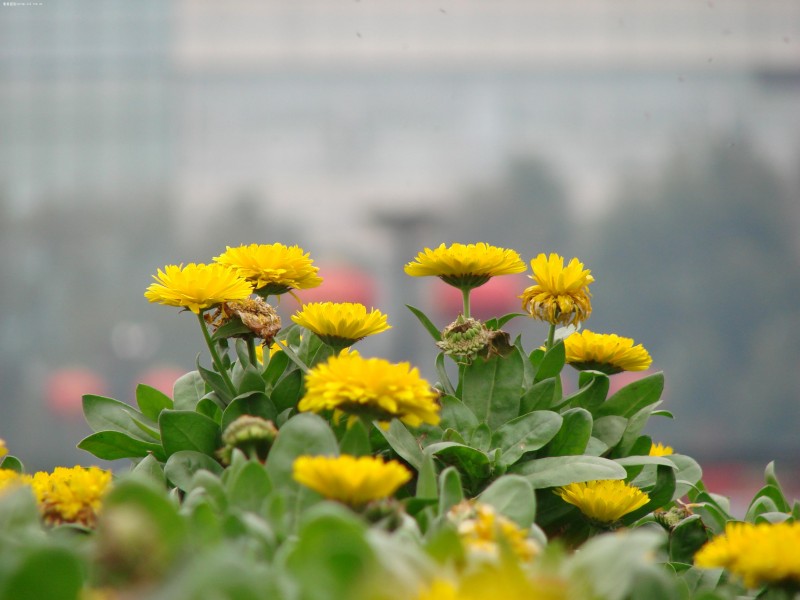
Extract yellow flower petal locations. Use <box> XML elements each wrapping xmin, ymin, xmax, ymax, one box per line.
<box><xmin>292</xmin><ymin>302</ymin><xmax>390</xmax><ymax>346</ymax></box>
<box><xmin>214</xmin><ymin>243</ymin><xmax>322</xmax><ymax>293</ymax></box>
<box><xmin>554</xmin><ymin>480</ymin><xmax>649</xmax><ymax>524</ymax></box>
<box><xmin>144</xmin><ymin>263</ymin><xmax>254</xmax><ymax>314</ymax></box>
<box><xmin>520</xmin><ymin>253</ymin><xmax>593</xmax><ymax>326</ymax></box>
<box><xmin>564</xmin><ymin>330</ymin><xmax>652</xmax><ymax>374</ymax></box>
<box><xmin>405</xmin><ymin>243</ymin><xmax>526</xmax><ymax>290</ymax></box>
<box><xmin>30</xmin><ymin>465</ymin><xmax>112</xmax><ymax>527</ymax></box>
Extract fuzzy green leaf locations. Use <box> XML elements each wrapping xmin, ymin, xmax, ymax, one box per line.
<box><xmin>491</xmin><ymin>410</ymin><xmax>563</xmax><ymax>467</ymax></box>
<box><xmin>159</xmin><ymin>410</ymin><xmax>221</xmax><ymax>457</ymax></box>
<box><xmin>77</xmin><ymin>431</ymin><xmax>165</xmax><ymax>461</ymax></box>
<box><xmin>462</xmin><ymin>350</ymin><xmax>523</xmax><ymax>428</ymax></box>
<box><xmin>135</xmin><ymin>383</ymin><xmax>174</xmax><ymax>421</ymax></box>
<box><xmin>509</xmin><ymin>455</ymin><xmax>626</xmax><ymax>489</ymax></box>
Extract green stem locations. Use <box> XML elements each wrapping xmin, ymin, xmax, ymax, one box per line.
<box><xmin>246</xmin><ymin>335</ymin><xmax>258</xmax><ymax>365</ymax></box>
<box><xmin>274</xmin><ymin>339</ymin><xmax>310</xmax><ymax>374</ymax></box>
<box><xmin>197</xmin><ymin>311</ymin><xmax>237</xmax><ymax>396</ymax></box>
<box><xmin>461</xmin><ymin>288</ymin><xmax>471</xmax><ymax>319</ymax></box>
<box><xmin>546</xmin><ymin>322</ymin><xmax>557</xmax><ymax>351</ymax></box>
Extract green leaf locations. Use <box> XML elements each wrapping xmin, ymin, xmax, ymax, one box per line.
<box><xmin>624</xmin><ymin>464</ymin><xmax>677</xmax><ymax>523</ymax></box>
<box><xmin>379</xmin><ymin>420</ymin><xmax>424</xmax><ymax>472</ymax></box>
<box><xmin>234</xmin><ymin>365</ymin><xmax>268</xmax><ymax>396</ymax></box>
<box><xmin>339</xmin><ymin>419</ymin><xmax>371</xmax><ymax>457</ymax></box>
<box><xmin>263</xmin><ymin>348</ymin><xmax>290</xmax><ymax>385</ymax></box>
<box><xmin>439</xmin><ymin>395</ymin><xmax>478</xmax><ymax>434</ymax></box>
<box><xmin>542</xmin><ymin>407</ymin><xmax>592</xmax><ymax>456</ymax></box>
<box><xmin>491</xmin><ymin>411</ymin><xmax>563</xmax><ymax>467</ymax></box>
<box><xmin>746</xmin><ymin>488</ymin><xmax>787</xmax><ymax>522</ymax></box>
<box><xmin>417</xmin><ymin>453</ymin><xmax>438</xmax><ymax>499</ymax></box>
<box><xmin>0</xmin><ymin>455</ymin><xmax>23</xmax><ymax>473</ymax></box>
<box><xmin>136</xmin><ymin>383</ymin><xmax>174</xmax><ymax>421</ymax></box>
<box><xmin>469</xmin><ymin>423</ymin><xmax>492</xmax><ymax>452</ymax></box>
<box><xmin>265</xmin><ymin>413</ymin><xmax>339</xmax><ymax>489</ymax></box>
<box><xmin>425</xmin><ymin>442</ymin><xmax>491</xmax><ymax>484</ymax></box>
<box><xmin>438</xmin><ymin>467</ymin><xmax>464</xmax><ymax>515</ymax></box>
<box><xmin>533</xmin><ymin>340</ymin><xmax>565</xmax><ymax>383</ymax></box>
<box><xmin>82</xmin><ymin>394</ymin><xmax>157</xmax><ymax>441</ymax></box>
<box><xmin>435</xmin><ymin>352</ymin><xmax>456</xmax><ymax>396</ymax></box>
<box><xmin>596</xmin><ymin>372</ymin><xmax>664</xmax><ymax>418</ymax></box>
<box><xmin>669</xmin><ymin>515</ymin><xmax>711</xmax><ymax>563</ymax></box>
<box><xmin>221</xmin><ymin>391</ymin><xmax>278</xmax><ymax>432</ymax></box>
<box><xmin>271</xmin><ymin>369</ymin><xmax>304</xmax><ymax>413</ymax></box>
<box><xmin>132</xmin><ymin>453</ymin><xmax>166</xmax><ymax>486</ymax></box>
<box><xmin>565</xmin><ymin>371</ymin><xmax>609</xmax><ymax>413</ymax></box>
<box><xmin>163</xmin><ymin>450</ymin><xmax>224</xmax><ymax>491</ymax></box>
<box><xmin>78</xmin><ymin>431</ymin><xmax>165</xmax><ymax>461</ymax></box>
<box><xmin>485</xmin><ymin>312</ymin><xmax>524</xmax><ymax>330</ymax></box>
<box><xmin>1</xmin><ymin>547</ymin><xmax>83</xmax><ymax>600</ymax></box>
<box><xmin>668</xmin><ymin>454</ymin><xmax>703</xmax><ymax>499</ymax></box>
<box><xmin>173</xmin><ymin>370</ymin><xmax>206</xmax><ymax>411</ymax></box>
<box><xmin>211</xmin><ymin>318</ymin><xmax>252</xmax><ymax>341</ymax></box>
<box><xmin>159</xmin><ymin>410</ymin><xmax>221</xmax><ymax>457</ymax></box>
<box><xmin>478</xmin><ymin>475</ymin><xmax>536</xmax><ymax>528</ymax></box>
<box><xmin>226</xmin><ymin>461</ymin><xmax>273</xmax><ymax>512</ymax></box>
<box><xmin>509</xmin><ymin>455</ymin><xmax>626</xmax><ymax>489</ymax></box>
<box><xmin>519</xmin><ymin>377</ymin><xmax>561</xmax><ymax>413</ymax></box>
<box><xmin>592</xmin><ymin>415</ymin><xmax>628</xmax><ymax>449</ymax></box>
<box><xmin>196</xmin><ymin>358</ymin><xmax>233</xmax><ymax>404</ymax></box>
<box><xmin>196</xmin><ymin>395</ymin><xmax>223</xmax><ymax>422</ymax></box>
<box><xmin>406</xmin><ymin>304</ymin><xmax>442</xmax><ymax>342</ymax></box>
<box><xmin>462</xmin><ymin>350</ymin><xmax>523</xmax><ymax>428</ymax></box>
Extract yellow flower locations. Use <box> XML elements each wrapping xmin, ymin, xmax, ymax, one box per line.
<box><xmin>449</xmin><ymin>502</ymin><xmax>538</xmax><ymax>561</ymax></box>
<box><xmin>404</xmin><ymin>243</ymin><xmax>526</xmax><ymax>291</ymax></box>
<box><xmin>554</xmin><ymin>480</ymin><xmax>649</xmax><ymax>525</ymax></box>
<box><xmin>298</xmin><ymin>350</ymin><xmax>440</xmax><ymax>427</ymax></box>
<box><xmin>695</xmin><ymin>521</ymin><xmax>800</xmax><ymax>588</ymax></box>
<box><xmin>649</xmin><ymin>442</ymin><xmax>674</xmax><ymax>456</ymax></box>
<box><xmin>416</xmin><ymin>565</ymin><xmax>567</xmax><ymax>600</ymax></box>
<box><xmin>213</xmin><ymin>243</ymin><xmax>323</xmax><ymax>295</ymax></box>
<box><xmin>30</xmin><ymin>465</ymin><xmax>112</xmax><ymax>527</ymax></box>
<box><xmin>144</xmin><ymin>263</ymin><xmax>254</xmax><ymax>314</ymax></box>
<box><xmin>520</xmin><ymin>254</ymin><xmax>594</xmax><ymax>326</ymax></box>
<box><xmin>0</xmin><ymin>438</ymin><xmax>6</xmax><ymax>458</ymax></box>
<box><xmin>563</xmin><ymin>330</ymin><xmax>652</xmax><ymax>375</ymax></box>
<box><xmin>292</xmin><ymin>455</ymin><xmax>411</xmax><ymax>507</ymax></box>
<box><xmin>292</xmin><ymin>302</ymin><xmax>391</xmax><ymax>348</ymax></box>
<box><xmin>0</xmin><ymin>469</ymin><xmax>32</xmax><ymax>495</ymax></box>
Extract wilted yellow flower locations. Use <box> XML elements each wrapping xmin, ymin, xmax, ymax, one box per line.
<box><xmin>144</xmin><ymin>263</ymin><xmax>254</xmax><ymax>314</ymax></box>
<box><xmin>555</xmin><ymin>480</ymin><xmax>649</xmax><ymax>525</ymax></box>
<box><xmin>0</xmin><ymin>469</ymin><xmax>32</xmax><ymax>495</ymax></box>
<box><xmin>292</xmin><ymin>455</ymin><xmax>411</xmax><ymax>507</ymax></box>
<box><xmin>292</xmin><ymin>302</ymin><xmax>391</xmax><ymax>348</ymax></box>
<box><xmin>206</xmin><ymin>297</ymin><xmax>281</xmax><ymax>341</ymax></box>
<box><xmin>449</xmin><ymin>502</ymin><xmax>538</xmax><ymax>561</ymax></box>
<box><xmin>563</xmin><ymin>330</ymin><xmax>652</xmax><ymax>374</ymax></box>
<box><xmin>695</xmin><ymin>521</ymin><xmax>800</xmax><ymax>588</ymax></box>
<box><xmin>298</xmin><ymin>350</ymin><xmax>440</xmax><ymax>427</ymax></box>
<box><xmin>649</xmin><ymin>442</ymin><xmax>674</xmax><ymax>457</ymax></box>
<box><xmin>31</xmin><ymin>465</ymin><xmax>112</xmax><ymax>527</ymax></box>
<box><xmin>213</xmin><ymin>243</ymin><xmax>323</xmax><ymax>295</ymax></box>
<box><xmin>404</xmin><ymin>243</ymin><xmax>526</xmax><ymax>291</ymax></box>
<box><xmin>520</xmin><ymin>254</ymin><xmax>594</xmax><ymax>326</ymax></box>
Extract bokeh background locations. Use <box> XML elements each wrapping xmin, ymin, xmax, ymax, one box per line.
<box><xmin>1</xmin><ymin>1</ymin><xmax>799</xmax><ymax>504</ymax></box>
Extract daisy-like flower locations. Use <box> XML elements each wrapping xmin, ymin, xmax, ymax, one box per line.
<box><xmin>520</xmin><ymin>253</ymin><xmax>594</xmax><ymax>327</ymax></box>
<box><xmin>291</xmin><ymin>302</ymin><xmax>391</xmax><ymax>349</ymax></box>
<box><xmin>31</xmin><ymin>465</ymin><xmax>113</xmax><ymax>527</ymax></box>
<box><xmin>404</xmin><ymin>243</ymin><xmax>526</xmax><ymax>291</ymax></box>
<box><xmin>213</xmin><ymin>243</ymin><xmax>323</xmax><ymax>296</ymax></box>
<box><xmin>695</xmin><ymin>521</ymin><xmax>800</xmax><ymax>589</ymax></box>
<box><xmin>298</xmin><ymin>350</ymin><xmax>440</xmax><ymax>427</ymax></box>
<box><xmin>563</xmin><ymin>330</ymin><xmax>652</xmax><ymax>375</ymax></box>
<box><xmin>449</xmin><ymin>502</ymin><xmax>539</xmax><ymax>561</ymax></box>
<box><xmin>292</xmin><ymin>454</ymin><xmax>411</xmax><ymax>507</ymax></box>
<box><xmin>144</xmin><ymin>263</ymin><xmax>254</xmax><ymax>314</ymax></box>
<box><xmin>416</xmin><ymin>565</ymin><xmax>567</xmax><ymax>600</ymax></box>
<box><xmin>554</xmin><ymin>480</ymin><xmax>649</xmax><ymax>525</ymax></box>
<box><xmin>649</xmin><ymin>442</ymin><xmax>674</xmax><ymax>457</ymax></box>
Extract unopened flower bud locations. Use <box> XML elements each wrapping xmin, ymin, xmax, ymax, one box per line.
<box><xmin>218</xmin><ymin>415</ymin><xmax>278</xmax><ymax>465</ymax></box>
<box><xmin>436</xmin><ymin>315</ymin><xmax>491</xmax><ymax>359</ymax></box>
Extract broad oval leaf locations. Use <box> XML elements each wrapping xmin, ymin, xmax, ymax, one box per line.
<box><xmin>164</xmin><ymin>450</ymin><xmax>224</xmax><ymax>491</ymax></box>
<box><xmin>543</xmin><ymin>407</ymin><xmax>592</xmax><ymax>456</ymax></box>
<box><xmin>509</xmin><ymin>455</ymin><xmax>626</xmax><ymax>489</ymax></box>
<box><xmin>491</xmin><ymin>410</ymin><xmax>563</xmax><ymax>467</ymax></box>
<box><xmin>78</xmin><ymin>431</ymin><xmax>165</xmax><ymax>462</ymax></box>
<box><xmin>159</xmin><ymin>410</ymin><xmax>221</xmax><ymax>457</ymax></box>
<box><xmin>478</xmin><ymin>475</ymin><xmax>536</xmax><ymax>528</ymax></box>
<box><xmin>462</xmin><ymin>350</ymin><xmax>523</xmax><ymax>428</ymax></box>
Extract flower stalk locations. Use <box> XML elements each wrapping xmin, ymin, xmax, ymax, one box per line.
<box><xmin>197</xmin><ymin>311</ymin><xmax>237</xmax><ymax>396</ymax></box>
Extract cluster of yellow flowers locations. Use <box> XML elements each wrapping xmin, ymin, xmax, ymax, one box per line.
<box><xmin>449</xmin><ymin>502</ymin><xmax>539</xmax><ymax>561</ymax></box>
<box><xmin>0</xmin><ymin>464</ymin><xmax>112</xmax><ymax>527</ymax></box>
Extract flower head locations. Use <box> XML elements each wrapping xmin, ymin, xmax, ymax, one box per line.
<box><xmin>563</xmin><ymin>330</ymin><xmax>652</xmax><ymax>375</ymax></box>
<box><xmin>520</xmin><ymin>254</ymin><xmax>594</xmax><ymax>326</ymax></box>
<box><xmin>292</xmin><ymin>454</ymin><xmax>411</xmax><ymax>507</ymax></box>
<box><xmin>298</xmin><ymin>350</ymin><xmax>440</xmax><ymax>427</ymax></box>
<box><xmin>405</xmin><ymin>243</ymin><xmax>526</xmax><ymax>291</ymax></box>
<box><xmin>0</xmin><ymin>438</ymin><xmax>6</xmax><ymax>458</ymax></box>
<box><xmin>213</xmin><ymin>243</ymin><xmax>323</xmax><ymax>295</ymax></box>
<box><xmin>649</xmin><ymin>442</ymin><xmax>674</xmax><ymax>457</ymax></box>
<box><xmin>144</xmin><ymin>263</ymin><xmax>254</xmax><ymax>314</ymax></box>
<box><xmin>416</xmin><ymin>565</ymin><xmax>567</xmax><ymax>600</ymax></box>
<box><xmin>206</xmin><ymin>297</ymin><xmax>282</xmax><ymax>342</ymax></box>
<box><xmin>31</xmin><ymin>465</ymin><xmax>113</xmax><ymax>527</ymax></box>
<box><xmin>0</xmin><ymin>469</ymin><xmax>32</xmax><ymax>495</ymax></box>
<box><xmin>555</xmin><ymin>480</ymin><xmax>649</xmax><ymax>525</ymax></box>
<box><xmin>217</xmin><ymin>415</ymin><xmax>278</xmax><ymax>465</ymax></box>
<box><xmin>695</xmin><ymin>521</ymin><xmax>800</xmax><ymax>588</ymax></box>
<box><xmin>291</xmin><ymin>302</ymin><xmax>390</xmax><ymax>348</ymax></box>
<box><xmin>449</xmin><ymin>502</ymin><xmax>538</xmax><ymax>561</ymax></box>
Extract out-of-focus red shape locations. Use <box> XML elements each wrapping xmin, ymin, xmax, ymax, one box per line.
<box><xmin>137</xmin><ymin>366</ymin><xmax>186</xmax><ymax>397</ymax></box>
<box><xmin>429</xmin><ymin>274</ymin><xmax>527</xmax><ymax>321</ymax></box>
<box><xmin>291</xmin><ymin>264</ymin><xmax>377</xmax><ymax>307</ymax></box>
<box><xmin>45</xmin><ymin>368</ymin><xmax>109</xmax><ymax>417</ymax></box>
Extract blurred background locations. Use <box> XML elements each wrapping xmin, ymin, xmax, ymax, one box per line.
<box><xmin>1</xmin><ymin>1</ymin><xmax>799</xmax><ymax>505</ymax></box>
